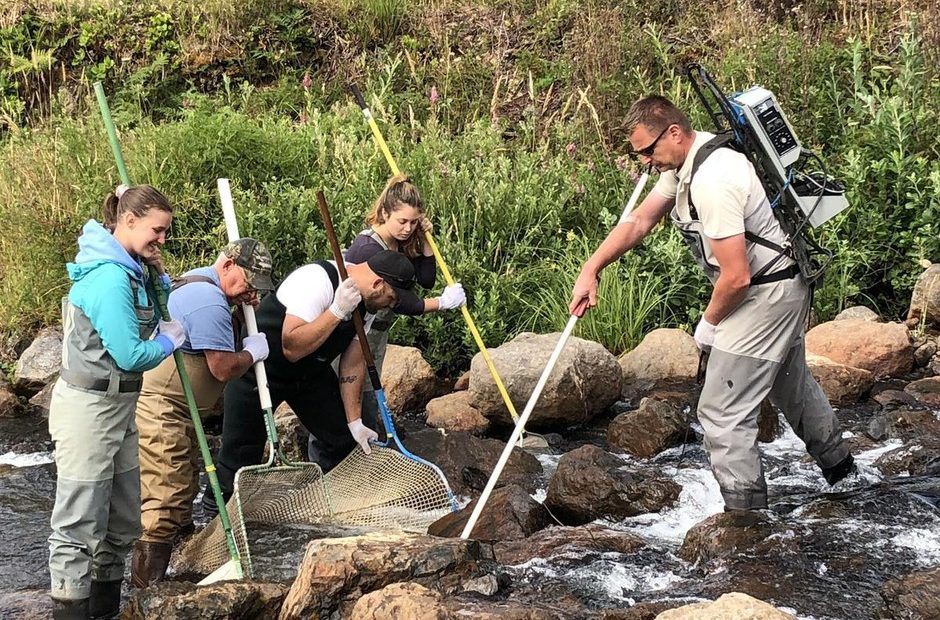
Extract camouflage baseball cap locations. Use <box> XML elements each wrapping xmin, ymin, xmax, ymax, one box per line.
<box><xmin>223</xmin><ymin>238</ymin><xmax>275</xmax><ymax>292</ymax></box>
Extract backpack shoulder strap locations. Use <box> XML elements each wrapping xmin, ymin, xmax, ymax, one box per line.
<box><xmin>170</xmin><ymin>274</ymin><xmax>217</xmax><ymax>292</ymax></box>
<box><xmin>688</xmin><ymin>133</ymin><xmax>738</xmax><ymax>220</ymax></box>
<box><xmin>315</xmin><ymin>260</ymin><xmax>340</xmax><ymax>290</ymax></box>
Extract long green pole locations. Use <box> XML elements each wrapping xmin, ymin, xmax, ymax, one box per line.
<box><xmin>93</xmin><ymin>82</ymin><xmax>243</xmax><ymax>578</ymax></box>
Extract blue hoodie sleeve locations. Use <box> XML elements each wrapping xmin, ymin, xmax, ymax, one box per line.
<box><xmin>70</xmin><ymin>264</ymin><xmax>168</xmax><ymax>372</ymax></box>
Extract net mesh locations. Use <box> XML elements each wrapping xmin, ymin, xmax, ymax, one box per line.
<box><xmin>172</xmin><ymin>446</ymin><xmax>453</xmax><ymax>577</ymax></box>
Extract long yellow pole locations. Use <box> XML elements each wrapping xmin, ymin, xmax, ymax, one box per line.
<box><xmin>349</xmin><ymin>85</ymin><xmax>525</xmax><ymax>430</ymax></box>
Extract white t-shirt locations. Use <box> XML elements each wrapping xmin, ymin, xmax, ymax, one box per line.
<box><xmin>654</xmin><ymin>131</ymin><xmax>793</xmax><ymax>278</ymax></box>
<box><xmin>276</xmin><ymin>261</ymin><xmax>374</xmax><ymax>332</ymax></box>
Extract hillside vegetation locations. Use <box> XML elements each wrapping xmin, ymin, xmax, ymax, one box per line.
<box><xmin>1</xmin><ymin>0</ymin><xmax>938</xmax><ymax>373</ymax></box>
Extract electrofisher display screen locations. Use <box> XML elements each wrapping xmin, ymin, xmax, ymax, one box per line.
<box><xmin>754</xmin><ymin>97</ymin><xmax>798</xmax><ymax>158</ymax></box>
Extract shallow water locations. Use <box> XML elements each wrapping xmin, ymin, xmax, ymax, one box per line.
<box><xmin>1</xmin><ymin>405</ymin><xmax>938</xmax><ymax>620</ymax></box>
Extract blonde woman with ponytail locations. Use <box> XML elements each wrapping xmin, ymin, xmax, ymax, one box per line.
<box><xmin>308</xmin><ymin>175</ymin><xmax>466</xmax><ymax>459</ymax></box>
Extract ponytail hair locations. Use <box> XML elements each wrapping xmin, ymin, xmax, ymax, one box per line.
<box><xmin>365</xmin><ymin>174</ymin><xmax>425</xmax><ymax>258</ymax></box>
<box><xmin>102</xmin><ymin>184</ymin><xmax>173</xmax><ymax>232</ymax></box>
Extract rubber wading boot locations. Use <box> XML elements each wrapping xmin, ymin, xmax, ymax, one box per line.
<box><xmin>822</xmin><ymin>454</ymin><xmax>856</xmax><ymax>485</ymax></box>
<box><xmin>52</xmin><ymin>597</ymin><xmax>89</xmax><ymax>620</ymax></box>
<box><xmin>88</xmin><ymin>579</ymin><xmax>122</xmax><ymax>620</ymax></box>
<box><xmin>131</xmin><ymin>540</ymin><xmax>173</xmax><ymax>588</ymax></box>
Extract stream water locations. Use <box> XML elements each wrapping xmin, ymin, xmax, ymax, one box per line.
<box><xmin>1</xmin><ymin>403</ymin><xmax>937</xmax><ymax>619</ymax></box>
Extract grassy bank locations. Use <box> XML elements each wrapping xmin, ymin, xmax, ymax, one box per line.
<box><xmin>2</xmin><ymin>0</ymin><xmax>938</xmax><ymax>373</ymax></box>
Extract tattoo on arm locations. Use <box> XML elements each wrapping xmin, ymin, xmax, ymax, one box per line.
<box><xmin>339</xmin><ymin>374</ymin><xmax>358</xmax><ymax>384</ymax></box>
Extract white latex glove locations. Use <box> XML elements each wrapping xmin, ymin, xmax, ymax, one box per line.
<box><xmin>437</xmin><ymin>283</ymin><xmax>466</xmax><ymax>311</ymax></box>
<box><xmin>157</xmin><ymin>319</ymin><xmax>186</xmax><ymax>350</ymax></box>
<box><xmin>347</xmin><ymin>418</ymin><xmax>378</xmax><ymax>455</ymax></box>
<box><xmin>329</xmin><ymin>278</ymin><xmax>362</xmax><ymax>321</ymax></box>
<box><xmin>694</xmin><ymin>317</ymin><xmax>717</xmax><ymax>350</ymax></box>
<box><xmin>241</xmin><ymin>333</ymin><xmax>269</xmax><ymax>364</ymax></box>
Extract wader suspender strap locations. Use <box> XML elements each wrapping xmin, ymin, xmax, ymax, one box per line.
<box><xmin>687</xmin><ymin>134</ymin><xmax>799</xmax><ymax>287</ymax></box>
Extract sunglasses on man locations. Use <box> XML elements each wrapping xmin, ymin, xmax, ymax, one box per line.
<box><xmin>633</xmin><ymin>125</ymin><xmax>671</xmax><ymax>157</ymax></box>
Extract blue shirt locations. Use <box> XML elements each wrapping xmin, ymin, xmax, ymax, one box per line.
<box><xmin>168</xmin><ymin>266</ymin><xmax>235</xmax><ymax>354</ymax></box>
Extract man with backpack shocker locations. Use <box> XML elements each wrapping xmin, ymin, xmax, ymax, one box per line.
<box><xmin>569</xmin><ymin>95</ymin><xmax>856</xmax><ymax>512</ymax></box>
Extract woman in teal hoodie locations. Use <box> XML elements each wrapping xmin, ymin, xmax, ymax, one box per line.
<box><xmin>48</xmin><ymin>185</ymin><xmax>186</xmax><ymax>620</ymax></box>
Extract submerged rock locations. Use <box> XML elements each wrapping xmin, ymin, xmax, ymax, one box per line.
<box><xmin>404</xmin><ymin>428</ymin><xmax>542</xmax><ymax>496</ymax></box>
<box><xmin>279</xmin><ymin>532</ymin><xmax>494</xmax><ymax>619</ymax></box>
<box><xmin>545</xmin><ymin>445</ymin><xmax>680</xmax><ymax>525</ymax></box>
<box><xmin>494</xmin><ymin>524</ymin><xmax>645</xmax><ymax>566</ymax></box>
<box><xmin>678</xmin><ymin>511</ymin><xmax>781</xmax><ymax>564</ymax></box>
<box><xmin>656</xmin><ymin>592</ymin><xmax>797</xmax><ymax>619</ymax></box>
<box><xmin>124</xmin><ymin>581</ymin><xmax>288</xmax><ymax>619</ymax></box>
<box><xmin>428</xmin><ymin>483</ymin><xmax>550</xmax><ymax>541</ymax></box>
<box><xmin>468</xmin><ymin>332</ymin><xmax>621</xmax><ymax>429</ymax></box>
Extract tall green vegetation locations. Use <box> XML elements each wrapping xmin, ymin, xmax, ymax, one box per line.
<box><xmin>1</xmin><ymin>0</ymin><xmax>938</xmax><ymax>373</ymax></box>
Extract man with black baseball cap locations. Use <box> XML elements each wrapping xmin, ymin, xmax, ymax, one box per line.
<box><xmin>204</xmin><ymin>249</ymin><xmax>416</xmax><ymax>516</ymax></box>
<box><xmin>132</xmin><ymin>237</ymin><xmax>275</xmax><ymax>587</ymax></box>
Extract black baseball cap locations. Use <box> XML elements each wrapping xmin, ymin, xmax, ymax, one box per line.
<box><xmin>365</xmin><ymin>250</ymin><xmax>420</xmax><ymax>310</ymax></box>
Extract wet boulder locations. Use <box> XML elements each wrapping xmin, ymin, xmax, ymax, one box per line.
<box><xmin>903</xmin><ymin>376</ymin><xmax>940</xmax><ymax>409</ymax></box>
<box><xmin>383</xmin><ymin>345</ymin><xmax>440</xmax><ymax>413</ymax></box>
<box><xmin>426</xmin><ymin>391</ymin><xmax>489</xmax><ymax>435</ymax></box>
<box><xmin>468</xmin><ymin>332</ymin><xmax>621</xmax><ymax>429</ymax></box>
<box><xmin>914</xmin><ymin>340</ymin><xmax>937</xmax><ymax>368</ymax></box>
<box><xmin>269</xmin><ymin>402</ymin><xmax>309</xmax><ymax>463</ymax></box>
<box><xmin>805</xmin><ymin>320</ymin><xmax>913</xmax><ymax>378</ymax></box>
<box><xmin>494</xmin><ymin>524</ymin><xmax>645</xmax><ymax>565</ymax></box>
<box><xmin>875</xmin><ymin>440</ymin><xmax>940</xmax><ymax>476</ymax></box>
<box><xmin>873</xmin><ymin>389</ymin><xmax>922</xmax><ymax>410</ymax></box>
<box><xmin>428</xmin><ymin>483</ymin><xmax>550</xmax><ymax>541</ymax></box>
<box><xmin>544</xmin><ymin>445</ymin><xmax>680</xmax><ymax>525</ymax></box>
<box><xmin>907</xmin><ymin>263</ymin><xmax>940</xmax><ymax>328</ymax></box>
<box><xmin>0</xmin><ymin>589</ymin><xmax>53</xmax><ymax>619</ymax></box>
<box><xmin>124</xmin><ymin>581</ymin><xmax>288</xmax><ymax>620</ymax></box>
<box><xmin>618</xmin><ymin>328</ymin><xmax>698</xmax><ymax>398</ymax></box>
<box><xmin>13</xmin><ymin>327</ymin><xmax>62</xmax><ymax>393</ymax></box>
<box><xmin>607</xmin><ymin>397</ymin><xmax>690</xmax><ymax>458</ymax></box>
<box><xmin>0</xmin><ymin>383</ymin><xmax>21</xmax><ymax>418</ymax></box>
<box><xmin>656</xmin><ymin>592</ymin><xmax>797</xmax><ymax>619</ymax></box>
<box><xmin>805</xmin><ymin>354</ymin><xmax>874</xmax><ymax>405</ymax></box>
<box><xmin>886</xmin><ymin>408</ymin><xmax>940</xmax><ymax>442</ymax></box>
<box><xmin>279</xmin><ymin>532</ymin><xmax>493</xmax><ymax>620</ymax></box>
<box><xmin>880</xmin><ymin>566</ymin><xmax>940</xmax><ymax>620</ymax></box>
<box><xmin>350</xmin><ymin>581</ymin><xmax>582</xmax><ymax>619</ymax></box>
<box><xmin>678</xmin><ymin>511</ymin><xmax>782</xmax><ymax>564</ymax></box>
<box><xmin>405</xmin><ymin>428</ymin><xmax>542</xmax><ymax>496</ymax></box>
<box><xmin>757</xmin><ymin>400</ymin><xmax>781</xmax><ymax>443</ymax></box>
<box><xmin>834</xmin><ymin>305</ymin><xmax>880</xmax><ymax>322</ymax></box>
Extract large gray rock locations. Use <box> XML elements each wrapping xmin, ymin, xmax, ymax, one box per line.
<box><xmin>544</xmin><ymin>445</ymin><xmax>680</xmax><ymax>525</ymax></box>
<box><xmin>607</xmin><ymin>397</ymin><xmax>690</xmax><ymax>458</ymax></box>
<box><xmin>805</xmin><ymin>354</ymin><xmax>874</xmax><ymax>405</ymax></box>
<box><xmin>806</xmin><ymin>320</ymin><xmax>913</xmax><ymax>378</ymax></box>
<box><xmin>468</xmin><ymin>333</ymin><xmax>621</xmax><ymax>430</ymax></box>
<box><xmin>907</xmin><ymin>264</ymin><xmax>940</xmax><ymax>328</ymax></box>
<box><xmin>383</xmin><ymin>345</ymin><xmax>440</xmax><ymax>413</ymax></box>
<box><xmin>655</xmin><ymin>593</ymin><xmax>797</xmax><ymax>620</ymax></box>
<box><xmin>279</xmin><ymin>532</ymin><xmax>493</xmax><ymax>620</ymax></box>
<box><xmin>618</xmin><ymin>328</ymin><xmax>698</xmax><ymax>397</ymax></box>
<box><xmin>0</xmin><ymin>589</ymin><xmax>53</xmax><ymax>619</ymax></box>
<box><xmin>13</xmin><ymin>327</ymin><xmax>62</xmax><ymax>392</ymax></box>
<box><xmin>124</xmin><ymin>581</ymin><xmax>288</xmax><ymax>620</ymax></box>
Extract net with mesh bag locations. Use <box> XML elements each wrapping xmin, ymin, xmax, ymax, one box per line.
<box><xmin>173</xmin><ymin>444</ymin><xmax>455</xmax><ymax>578</ymax></box>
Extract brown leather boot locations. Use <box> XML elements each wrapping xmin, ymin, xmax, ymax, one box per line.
<box><xmin>130</xmin><ymin>540</ymin><xmax>173</xmax><ymax>589</ymax></box>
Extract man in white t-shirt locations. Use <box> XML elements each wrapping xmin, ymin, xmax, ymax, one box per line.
<box><xmin>569</xmin><ymin>95</ymin><xmax>855</xmax><ymax>512</ymax></box>
<box><xmin>204</xmin><ymin>250</ymin><xmax>419</xmax><ymax>514</ymax></box>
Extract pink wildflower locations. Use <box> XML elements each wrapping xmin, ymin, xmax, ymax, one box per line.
<box><xmin>302</xmin><ymin>72</ymin><xmax>312</xmax><ymax>92</ymax></box>
<box><xmin>616</xmin><ymin>155</ymin><xmax>628</xmax><ymax>171</ymax></box>
<box><xmin>565</xmin><ymin>142</ymin><xmax>576</xmax><ymax>157</ymax></box>
<box><xmin>430</xmin><ymin>86</ymin><xmax>440</xmax><ymax>105</ymax></box>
